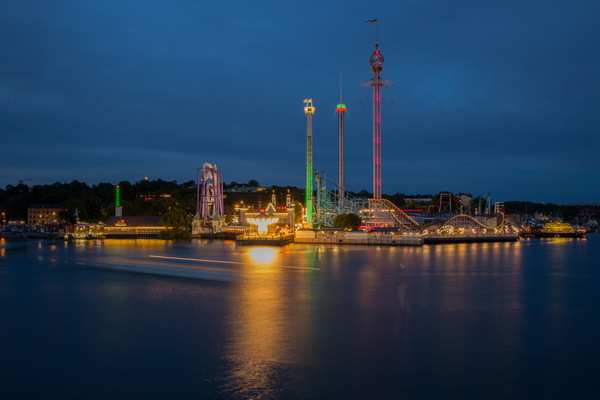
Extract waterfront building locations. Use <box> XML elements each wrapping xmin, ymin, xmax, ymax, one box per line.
<box><xmin>63</xmin><ymin>223</ymin><xmax>105</xmax><ymax>239</ymax></box>
<box><xmin>7</xmin><ymin>217</ymin><xmax>26</xmax><ymax>225</ymax></box>
<box><xmin>27</xmin><ymin>204</ymin><xmax>62</xmax><ymax>225</ymax></box>
<box><xmin>104</xmin><ymin>216</ymin><xmax>165</xmax><ymax>238</ymax></box>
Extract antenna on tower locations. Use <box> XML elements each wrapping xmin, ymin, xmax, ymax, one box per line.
<box><xmin>339</xmin><ymin>73</ymin><xmax>343</xmax><ymax>103</ymax></box>
<box><xmin>365</xmin><ymin>18</ymin><xmax>379</xmax><ymax>46</ymax></box>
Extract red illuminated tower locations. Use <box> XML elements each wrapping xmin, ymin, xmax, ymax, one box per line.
<box><xmin>364</xmin><ymin>21</ymin><xmax>392</xmax><ymax>199</ymax></box>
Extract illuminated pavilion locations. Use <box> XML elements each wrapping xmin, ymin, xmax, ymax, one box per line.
<box><xmin>240</xmin><ymin>203</ymin><xmax>295</xmax><ymax>235</ymax></box>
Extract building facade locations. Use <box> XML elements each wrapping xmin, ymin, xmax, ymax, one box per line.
<box><xmin>28</xmin><ymin>204</ymin><xmax>61</xmax><ymax>225</ymax></box>
<box><xmin>104</xmin><ymin>216</ymin><xmax>165</xmax><ymax>238</ymax></box>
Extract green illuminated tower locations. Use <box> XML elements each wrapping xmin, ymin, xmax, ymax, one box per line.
<box><xmin>115</xmin><ymin>185</ymin><xmax>122</xmax><ymax>217</ymax></box>
<box><xmin>304</xmin><ymin>99</ymin><xmax>315</xmax><ymax>228</ymax></box>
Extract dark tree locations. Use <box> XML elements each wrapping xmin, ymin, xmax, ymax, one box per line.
<box><xmin>160</xmin><ymin>208</ymin><xmax>190</xmax><ymax>229</ymax></box>
<box><xmin>159</xmin><ymin>208</ymin><xmax>191</xmax><ymax>239</ymax></box>
<box><xmin>333</xmin><ymin>213</ymin><xmax>362</xmax><ymax>230</ymax></box>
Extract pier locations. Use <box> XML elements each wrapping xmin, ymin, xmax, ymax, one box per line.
<box><xmin>236</xmin><ymin>234</ymin><xmax>295</xmax><ymax>246</ymax></box>
<box><xmin>423</xmin><ymin>234</ymin><xmax>519</xmax><ymax>244</ymax></box>
<box><xmin>294</xmin><ymin>229</ymin><xmax>423</xmax><ymax>246</ymax></box>
<box><xmin>294</xmin><ymin>235</ymin><xmax>423</xmax><ymax>246</ymax></box>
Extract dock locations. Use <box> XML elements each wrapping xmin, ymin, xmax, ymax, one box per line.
<box><xmin>294</xmin><ymin>230</ymin><xmax>423</xmax><ymax>246</ymax></box>
<box><xmin>236</xmin><ymin>234</ymin><xmax>295</xmax><ymax>246</ymax></box>
<box><xmin>294</xmin><ymin>236</ymin><xmax>423</xmax><ymax>246</ymax></box>
<box><xmin>423</xmin><ymin>234</ymin><xmax>520</xmax><ymax>244</ymax></box>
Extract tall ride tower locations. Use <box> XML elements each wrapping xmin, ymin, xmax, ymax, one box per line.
<box><xmin>363</xmin><ymin>21</ymin><xmax>392</xmax><ymax>199</ymax></box>
<box><xmin>304</xmin><ymin>99</ymin><xmax>315</xmax><ymax>228</ymax></box>
<box><xmin>336</xmin><ymin>75</ymin><xmax>347</xmax><ymax>200</ymax></box>
<box><xmin>115</xmin><ymin>185</ymin><xmax>122</xmax><ymax>217</ymax></box>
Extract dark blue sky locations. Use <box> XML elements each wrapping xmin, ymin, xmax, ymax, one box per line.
<box><xmin>2</xmin><ymin>1</ymin><xmax>599</xmax><ymax>204</ymax></box>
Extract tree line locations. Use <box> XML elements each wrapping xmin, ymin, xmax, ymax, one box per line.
<box><xmin>1</xmin><ymin>179</ymin><xmax>591</xmax><ymax>224</ymax></box>
<box><xmin>0</xmin><ymin>179</ymin><xmax>307</xmax><ymax>224</ymax></box>
<box><xmin>0</xmin><ymin>179</ymin><xmax>197</xmax><ymax>224</ymax></box>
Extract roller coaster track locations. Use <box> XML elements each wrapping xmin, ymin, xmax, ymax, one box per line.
<box><xmin>435</xmin><ymin>213</ymin><xmax>505</xmax><ymax>231</ymax></box>
<box><xmin>363</xmin><ymin>199</ymin><xmax>421</xmax><ymax>231</ymax></box>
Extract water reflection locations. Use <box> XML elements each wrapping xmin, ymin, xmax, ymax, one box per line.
<box><xmin>223</xmin><ymin>274</ymin><xmax>283</xmax><ymax>396</ymax></box>
<box><xmin>222</xmin><ymin>246</ymin><xmax>318</xmax><ymax>398</ymax></box>
<box><xmin>4</xmin><ymin>237</ymin><xmax>596</xmax><ymax>398</ymax></box>
<box><xmin>247</xmin><ymin>247</ymin><xmax>278</xmax><ymax>265</ymax></box>
<box><xmin>219</xmin><ymin>241</ymin><xmax>536</xmax><ymax>397</ymax></box>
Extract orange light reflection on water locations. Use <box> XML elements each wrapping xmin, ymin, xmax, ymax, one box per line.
<box><xmin>222</xmin><ymin>245</ymin><xmax>317</xmax><ymax>398</ymax></box>
<box><xmin>247</xmin><ymin>247</ymin><xmax>278</xmax><ymax>266</ymax></box>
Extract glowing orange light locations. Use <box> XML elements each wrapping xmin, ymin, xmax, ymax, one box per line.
<box><xmin>247</xmin><ymin>213</ymin><xmax>279</xmax><ymax>234</ymax></box>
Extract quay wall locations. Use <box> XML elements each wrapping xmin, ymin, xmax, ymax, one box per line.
<box><xmin>423</xmin><ymin>235</ymin><xmax>519</xmax><ymax>244</ymax></box>
<box><xmin>294</xmin><ymin>236</ymin><xmax>423</xmax><ymax>246</ymax></box>
<box><xmin>236</xmin><ymin>235</ymin><xmax>295</xmax><ymax>246</ymax></box>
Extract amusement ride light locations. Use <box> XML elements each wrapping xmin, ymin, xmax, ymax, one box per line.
<box><xmin>247</xmin><ymin>212</ymin><xmax>279</xmax><ymax>235</ymax></box>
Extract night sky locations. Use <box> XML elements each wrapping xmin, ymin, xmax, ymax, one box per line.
<box><xmin>2</xmin><ymin>1</ymin><xmax>599</xmax><ymax>204</ymax></box>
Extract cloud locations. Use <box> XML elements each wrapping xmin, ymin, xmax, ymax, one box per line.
<box><xmin>1</xmin><ymin>0</ymin><xmax>599</xmax><ymax>203</ymax></box>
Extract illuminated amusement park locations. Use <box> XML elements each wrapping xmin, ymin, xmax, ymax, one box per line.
<box><xmin>21</xmin><ymin>23</ymin><xmax>584</xmax><ymax>244</ymax></box>
<box><xmin>188</xmin><ymin>30</ymin><xmax>587</xmax><ymax>247</ymax></box>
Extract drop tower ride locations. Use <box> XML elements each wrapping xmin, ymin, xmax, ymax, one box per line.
<box><xmin>364</xmin><ymin>20</ymin><xmax>392</xmax><ymax>199</ymax></box>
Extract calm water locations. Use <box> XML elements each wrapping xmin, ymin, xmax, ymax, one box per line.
<box><xmin>1</xmin><ymin>236</ymin><xmax>599</xmax><ymax>399</ymax></box>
